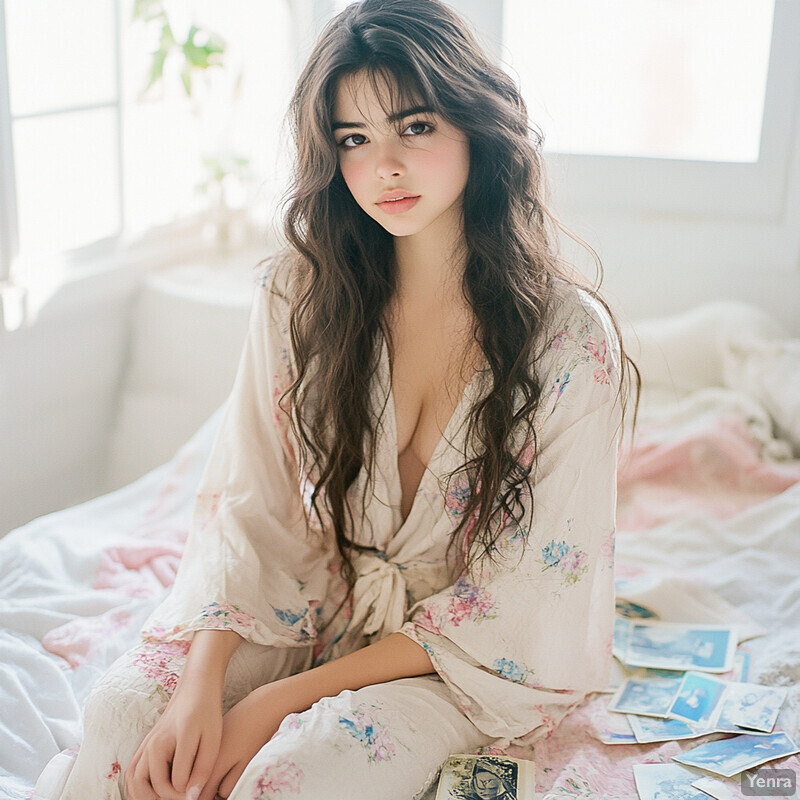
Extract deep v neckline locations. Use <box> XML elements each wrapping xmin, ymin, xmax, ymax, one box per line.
<box><xmin>379</xmin><ymin>335</ymin><xmax>482</xmax><ymax>527</ymax></box>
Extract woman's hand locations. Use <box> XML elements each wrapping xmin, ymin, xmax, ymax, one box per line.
<box><xmin>197</xmin><ymin>684</ymin><xmax>290</xmax><ymax>800</ymax></box>
<box><xmin>124</xmin><ymin>680</ymin><xmax>223</xmax><ymax>800</ymax></box>
<box><xmin>125</xmin><ymin>630</ymin><xmax>242</xmax><ymax>800</ymax></box>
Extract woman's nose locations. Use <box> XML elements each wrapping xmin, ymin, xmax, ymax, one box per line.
<box><xmin>374</xmin><ymin>144</ymin><xmax>405</xmax><ymax>180</ymax></box>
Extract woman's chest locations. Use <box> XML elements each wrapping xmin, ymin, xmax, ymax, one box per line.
<box><xmin>389</xmin><ymin>316</ymin><xmax>479</xmax><ymax>520</ymax></box>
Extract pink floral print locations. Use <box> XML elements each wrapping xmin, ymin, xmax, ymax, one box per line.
<box><xmin>132</xmin><ymin>639</ymin><xmax>190</xmax><ymax>695</ymax></box>
<box><xmin>252</xmin><ymin>760</ymin><xmax>304</xmax><ymax>798</ymax></box>
<box><xmin>413</xmin><ymin>576</ymin><xmax>497</xmax><ymax>635</ymax></box>
<box><xmin>446</xmin><ymin>577</ymin><xmax>497</xmax><ymax>626</ymax></box>
<box><xmin>550</xmin><ymin>330</ymin><xmax>574</xmax><ymax>349</ymax></box>
<box><xmin>585</xmin><ymin>335</ymin><xmax>607</xmax><ymax>364</ymax></box>
<box><xmin>200</xmin><ymin>602</ymin><xmax>256</xmax><ymax>631</ymax></box>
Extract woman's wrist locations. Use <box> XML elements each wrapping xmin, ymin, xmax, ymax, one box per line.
<box><xmin>176</xmin><ymin>629</ymin><xmax>243</xmax><ymax>697</ymax></box>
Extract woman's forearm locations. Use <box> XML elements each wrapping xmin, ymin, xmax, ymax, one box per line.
<box><xmin>178</xmin><ymin>629</ymin><xmax>243</xmax><ymax>696</ymax></box>
<box><xmin>259</xmin><ymin>632</ymin><xmax>434</xmax><ymax>718</ymax></box>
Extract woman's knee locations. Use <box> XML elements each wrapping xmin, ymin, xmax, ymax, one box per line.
<box><xmin>82</xmin><ymin>640</ymin><xmax>186</xmax><ymax>742</ymax></box>
<box><xmin>227</xmin><ymin>677</ymin><xmax>491</xmax><ymax>800</ymax></box>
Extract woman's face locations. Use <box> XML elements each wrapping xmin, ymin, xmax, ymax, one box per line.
<box><xmin>332</xmin><ymin>71</ymin><xmax>470</xmax><ymax>244</ymax></box>
<box><xmin>472</xmin><ymin>768</ymin><xmax>505</xmax><ymax>799</ymax></box>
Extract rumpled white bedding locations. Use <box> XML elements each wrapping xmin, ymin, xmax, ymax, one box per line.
<box><xmin>1</xmin><ymin>300</ymin><xmax>799</xmax><ymax>800</ymax></box>
<box><xmin>0</xmin><ymin>410</ymin><xmax>222</xmax><ymax>799</ymax></box>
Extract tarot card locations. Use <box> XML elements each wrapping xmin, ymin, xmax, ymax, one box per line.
<box><xmin>434</xmin><ymin>754</ymin><xmax>535</xmax><ymax>800</ymax></box>
<box><xmin>625</xmin><ymin>621</ymin><xmax>736</xmax><ymax>673</ymax></box>
<box><xmin>609</xmin><ymin>677</ymin><xmax>683</xmax><ymax>718</ymax></box>
<box><xmin>628</xmin><ymin>714</ymin><xmax>707</xmax><ymax>744</ymax></box>
<box><xmin>614</xmin><ymin>616</ymin><xmax>632</xmax><ymax>661</ymax></box>
<box><xmin>632</xmin><ymin>763</ymin><xmax>707</xmax><ymax>800</ymax></box>
<box><xmin>616</xmin><ymin>598</ymin><xmax>659</xmax><ymax>619</ymax></box>
<box><xmin>604</xmin><ymin>657</ymin><xmax>684</xmax><ymax>693</ymax></box>
<box><xmin>728</xmin><ymin>650</ymin><xmax>751</xmax><ymax>683</ymax></box>
<box><xmin>722</xmin><ymin>683</ymin><xmax>786</xmax><ymax>733</ymax></box>
<box><xmin>673</xmin><ymin>732</ymin><xmax>800</xmax><ymax>778</ymax></box>
<box><xmin>668</xmin><ymin>672</ymin><xmax>727</xmax><ymax>728</ymax></box>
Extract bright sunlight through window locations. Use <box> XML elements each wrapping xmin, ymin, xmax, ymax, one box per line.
<box><xmin>503</xmin><ymin>0</ymin><xmax>775</xmax><ymax>162</ymax></box>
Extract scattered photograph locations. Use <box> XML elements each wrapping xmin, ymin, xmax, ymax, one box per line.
<box><xmin>632</xmin><ymin>762</ymin><xmax>707</xmax><ymax>800</ymax></box>
<box><xmin>604</xmin><ymin>659</ymin><xmax>684</xmax><ymax>694</ymax></box>
<box><xmin>730</xmin><ymin>651</ymin><xmax>751</xmax><ymax>683</ymax></box>
<box><xmin>615</xmin><ymin>598</ymin><xmax>658</xmax><ymax>619</ymax></box>
<box><xmin>624</xmin><ymin>621</ymin><xmax>736</xmax><ymax>672</ymax></box>
<box><xmin>434</xmin><ymin>754</ymin><xmax>535</xmax><ymax>800</ymax></box>
<box><xmin>722</xmin><ymin>683</ymin><xmax>786</xmax><ymax>733</ymax></box>
<box><xmin>628</xmin><ymin>714</ymin><xmax>707</xmax><ymax>744</ymax></box>
<box><xmin>614</xmin><ymin>616</ymin><xmax>631</xmax><ymax>661</ymax></box>
<box><xmin>673</xmin><ymin>732</ymin><xmax>800</xmax><ymax>778</ymax></box>
<box><xmin>668</xmin><ymin>672</ymin><xmax>727</xmax><ymax>727</ymax></box>
<box><xmin>608</xmin><ymin>677</ymin><xmax>683</xmax><ymax>718</ymax></box>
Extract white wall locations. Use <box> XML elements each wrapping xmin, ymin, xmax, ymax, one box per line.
<box><xmin>546</xmin><ymin>75</ymin><xmax>800</xmax><ymax>337</ymax></box>
<box><xmin>0</xmin><ymin>263</ymin><xmax>139</xmax><ymax>535</ymax></box>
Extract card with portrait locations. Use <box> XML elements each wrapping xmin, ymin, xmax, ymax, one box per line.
<box><xmin>434</xmin><ymin>754</ymin><xmax>535</xmax><ymax>800</ymax></box>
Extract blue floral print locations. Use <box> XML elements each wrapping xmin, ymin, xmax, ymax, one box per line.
<box><xmin>337</xmin><ymin>706</ymin><xmax>397</xmax><ymax>762</ymax></box>
<box><xmin>493</xmin><ymin>657</ymin><xmax>536</xmax><ymax>684</ymax></box>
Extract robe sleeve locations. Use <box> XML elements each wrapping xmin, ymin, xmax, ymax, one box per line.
<box><xmin>398</xmin><ymin>289</ymin><xmax>622</xmax><ymax>741</ymax></box>
<box><xmin>141</xmin><ymin>261</ymin><xmax>333</xmax><ymax>648</ymax></box>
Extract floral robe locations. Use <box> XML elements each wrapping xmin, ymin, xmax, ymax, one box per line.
<box><xmin>35</xmin><ymin>258</ymin><xmax>621</xmax><ymax>800</ymax></box>
<box><xmin>142</xmin><ymin>259</ymin><xmax>621</xmax><ymax>743</ymax></box>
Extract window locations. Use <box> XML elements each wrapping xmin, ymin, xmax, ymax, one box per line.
<box><xmin>0</xmin><ymin>0</ymin><xmax>294</xmax><ymax>286</ymax></box>
<box><xmin>504</xmin><ymin>0</ymin><xmax>774</xmax><ymax>163</ymax></box>
<box><xmin>501</xmin><ymin>0</ymin><xmax>798</xmax><ymax>224</ymax></box>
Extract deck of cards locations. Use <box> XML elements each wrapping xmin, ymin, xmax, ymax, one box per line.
<box><xmin>607</xmin><ymin>605</ymin><xmax>798</xmax><ymax>795</ymax></box>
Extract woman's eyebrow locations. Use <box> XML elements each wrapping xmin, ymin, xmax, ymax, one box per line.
<box><xmin>332</xmin><ymin>105</ymin><xmax>435</xmax><ymax>131</ymax></box>
<box><xmin>386</xmin><ymin>104</ymin><xmax>435</xmax><ymax>123</ymax></box>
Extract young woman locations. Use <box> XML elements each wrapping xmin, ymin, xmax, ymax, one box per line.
<box><xmin>36</xmin><ymin>1</ymin><xmax>633</xmax><ymax>798</ymax></box>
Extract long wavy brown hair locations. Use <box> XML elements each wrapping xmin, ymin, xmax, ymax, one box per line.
<box><xmin>280</xmin><ymin>0</ymin><xmax>637</xmax><ymax>586</ymax></box>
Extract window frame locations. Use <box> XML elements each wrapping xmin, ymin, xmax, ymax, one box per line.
<box><xmin>534</xmin><ymin>0</ymin><xmax>800</xmax><ymax>223</ymax></box>
<box><xmin>0</xmin><ymin>0</ymin><xmax>124</xmax><ymax>284</ymax></box>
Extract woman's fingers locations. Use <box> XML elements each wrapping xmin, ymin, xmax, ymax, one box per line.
<box><xmin>186</xmin><ymin>732</ymin><xmax>222</xmax><ymax>800</ymax></box>
<box><xmin>148</xmin><ymin>746</ymin><xmax>182</xmax><ymax>800</ymax></box>
<box><xmin>171</xmin><ymin>729</ymin><xmax>201</xmax><ymax>793</ymax></box>
<box><xmin>126</xmin><ymin>750</ymin><xmax>159</xmax><ymax>800</ymax></box>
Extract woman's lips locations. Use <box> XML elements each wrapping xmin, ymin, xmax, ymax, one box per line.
<box><xmin>376</xmin><ymin>195</ymin><xmax>420</xmax><ymax>214</ymax></box>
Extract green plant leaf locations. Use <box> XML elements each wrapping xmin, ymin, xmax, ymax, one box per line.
<box><xmin>144</xmin><ymin>48</ymin><xmax>167</xmax><ymax>93</ymax></box>
<box><xmin>132</xmin><ymin>0</ymin><xmax>166</xmax><ymax>23</ymax></box>
<box><xmin>180</xmin><ymin>64</ymin><xmax>192</xmax><ymax>96</ymax></box>
<box><xmin>182</xmin><ymin>25</ymin><xmax>226</xmax><ymax>70</ymax></box>
<box><xmin>141</xmin><ymin>23</ymin><xmax>176</xmax><ymax>95</ymax></box>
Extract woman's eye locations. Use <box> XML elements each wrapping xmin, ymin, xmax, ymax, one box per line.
<box><xmin>403</xmin><ymin>121</ymin><xmax>433</xmax><ymax>136</ymax></box>
<box><xmin>339</xmin><ymin>133</ymin><xmax>367</xmax><ymax>148</ymax></box>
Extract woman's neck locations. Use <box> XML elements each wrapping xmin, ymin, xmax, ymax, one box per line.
<box><xmin>392</xmin><ymin>219</ymin><xmax>467</xmax><ymax>307</ymax></box>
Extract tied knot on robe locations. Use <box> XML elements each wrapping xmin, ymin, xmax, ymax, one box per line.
<box><xmin>349</xmin><ymin>552</ymin><xmax>408</xmax><ymax>642</ymax></box>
